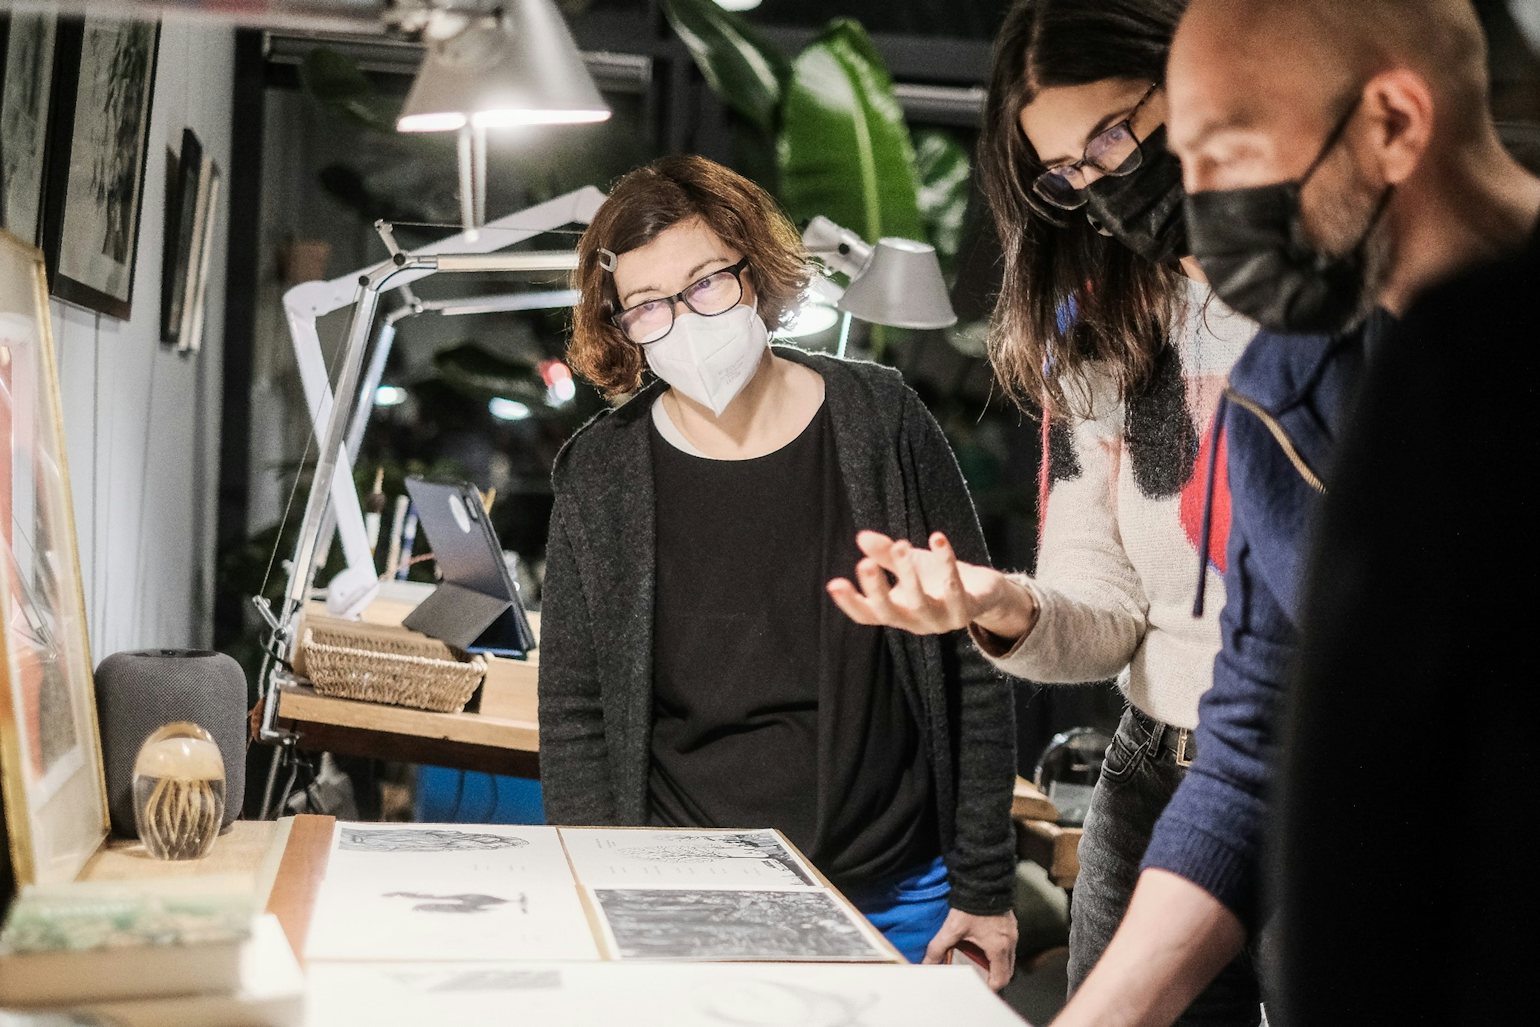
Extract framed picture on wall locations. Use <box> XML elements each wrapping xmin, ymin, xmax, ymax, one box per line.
<box><xmin>42</xmin><ymin>16</ymin><xmax>160</xmax><ymax>320</ymax></box>
<box><xmin>179</xmin><ymin>157</ymin><xmax>222</xmax><ymax>356</ymax></box>
<box><xmin>0</xmin><ymin>10</ymin><xmax>61</xmax><ymax>247</ymax></box>
<box><xmin>0</xmin><ymin>230</ymin><xmax>108</xmax><ymax>887</ymax></box>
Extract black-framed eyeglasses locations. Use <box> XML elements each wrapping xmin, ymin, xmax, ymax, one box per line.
<box><xmin>611</xmin><ymin>257</ymin><xmax>751</xmax><ymax>345</ymax></box>
<box><xmin>1032</xmin><ymin>82</ymin><xmax>1161</xmax><ymax>212</ymax></box>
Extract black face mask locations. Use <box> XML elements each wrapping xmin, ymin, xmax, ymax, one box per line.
<box><xmin>1185</xmin><ymin>96</ymin><xmax>1392</xmax><ymax>335</ymax></box>
<box><xmin>1084</xmin><ymin>125</ymin><xmax>1189</xmax><ymax>265</ymax></box>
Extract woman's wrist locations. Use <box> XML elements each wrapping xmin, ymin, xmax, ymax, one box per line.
<box><xmin>971</xmin><ymin>577</ymin><xmax>1039</xmax><ymax>650</ymax></box>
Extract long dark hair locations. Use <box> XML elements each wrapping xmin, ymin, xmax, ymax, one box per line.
<box><xmin>979</xmin><ymin>0</ymin><xmax>1189</xmax><ymax>418</ymax></box>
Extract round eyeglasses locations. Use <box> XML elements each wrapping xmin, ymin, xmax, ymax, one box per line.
<box><xmin>611</xmin><ymin>257</ymin><xmax>750</xmax><ymax>345</ymax></box>
<box><xmin>1031</xmin><ymin>82</ymin><xmax>1160</xmax><ymax>212</ymax></box>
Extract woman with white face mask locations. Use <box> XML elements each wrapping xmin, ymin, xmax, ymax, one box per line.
<box><xmin>539</xmin><ymin>155</ymin><xmax>1017</xmax><ymax>983</ymax></box>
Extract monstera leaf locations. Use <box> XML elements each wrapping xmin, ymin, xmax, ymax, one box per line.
<box><xmin>776</xmin><ymin>19</ymin><xmax>925</xmax><ymax>248</ymax></box>
<box><xmin>299</xmin><ymin>47</ymin><xmax>402</xmax><ymax>134</ymax></box>
<box><xmin>433</xmin><ymin>343</ymin><xmax>547</xmax><ymax>405</ymax></box>
<box><xmin>662</xmin><ymin>0</ymin><xmax>789</xmax><ymax>134</ymax></box>
<box><xmin>913</xmin><ymin>129</ymin><xmax>972</xmax><ymax>274</ymax></box>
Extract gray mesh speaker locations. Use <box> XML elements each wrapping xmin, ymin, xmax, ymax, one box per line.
<box><xmin>94</xmin><ymin>649</ymin><xmax>247</xmax><ymax>837</ymax></box>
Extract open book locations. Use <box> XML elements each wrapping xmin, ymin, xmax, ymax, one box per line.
<box><xmin>304</xmin><ymin>823</ymin><xmax>900</xmax><ymax>964</ymax></box>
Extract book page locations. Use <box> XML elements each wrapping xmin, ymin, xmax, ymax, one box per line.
<box><xmin>304</xmin><ymin>960</ymin><xmax>1032</xmax><ymax>1026</ymax></box>
<box><xmin>305</xmin><ymin>822</ymin><xmax>598</xmax><ymax>962</ymax></box>
<box><xmin>559</xmin><ymin>828</ymin><xmax>820</xmax><ymax>890</ymax></box>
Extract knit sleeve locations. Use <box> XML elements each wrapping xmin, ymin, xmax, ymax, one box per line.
<box><xmin>900</xmin><ymin>392</ymin><xmax>1017</xmax><ymax>916</ymax></box>
<box><xmin>535</xmin><ymin>499</ymin><xmax>618</xmax><ymax>825</ymax></box>
<box><xmin>976</xmin><ymin>394</ymin><xmax>1150</xmax><ymax>683</ymax></box>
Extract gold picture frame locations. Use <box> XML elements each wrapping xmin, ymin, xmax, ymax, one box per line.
<box><xmin>0</xmin><ymin>229</ymin><xmax>107</xmax><ymax>886</ymax></box>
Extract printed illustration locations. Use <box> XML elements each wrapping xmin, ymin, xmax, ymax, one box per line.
<box><xmin>381</xmin><ymin>891</ymin><xmax>528</xmax><ymax>915</ymax></box>
<box><xmin>593</xmin><ymin>888</ymin><xmax>882</xmax><ymax>961</ymax></box>
<box><xmin>339</xmin><ymin>827</ymin><xmax>531</xmax><ymax>852</ymax></box>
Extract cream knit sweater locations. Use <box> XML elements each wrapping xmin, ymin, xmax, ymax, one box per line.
<box><xmin>981</xmin><ymin>282</ymin><xmax>1255</xmax><ymax>729</ymax></box>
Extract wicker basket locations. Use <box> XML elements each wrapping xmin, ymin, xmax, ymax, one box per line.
<box><xmin>300</xmin><ymin>625</ymin><xmax>487</xmax><ymax>713</ymax></box>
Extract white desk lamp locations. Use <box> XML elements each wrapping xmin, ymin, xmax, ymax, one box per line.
<box><xmin>255</xmin><ymin>188</ymin><xmax>603</xmax><ymax>814</ymax></box>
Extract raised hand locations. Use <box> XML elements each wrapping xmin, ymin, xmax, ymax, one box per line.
<box><xmin>826</xmin><ymin>530</ymin><xmax>1037</xmax><ymax>643</ymax></box>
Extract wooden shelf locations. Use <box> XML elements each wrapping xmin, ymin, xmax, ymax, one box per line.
<box><xmin>281</xmin><ymin>600</ymin><xmax>543</xmax><ymax>777</ymax></box>
<box><xmin>1013</xmin><ymin>817</ymin><xmax>1082</xmax><ymax>891</ymax></box>
<box><xmin>277</xmin><ymin>683</ymin><xmax>540</xmax><ymax>778</ymax></box>
<box><xmin>1011</xmin><ymin>775</ymin><xmax>1059</xmax><ymax>821</ymax></box>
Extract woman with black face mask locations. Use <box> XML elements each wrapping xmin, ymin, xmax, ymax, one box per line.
<box><xmin>826</xmin><ymin>1</ymin><xmax>1265</xmax><ymax>1022</ymax></box>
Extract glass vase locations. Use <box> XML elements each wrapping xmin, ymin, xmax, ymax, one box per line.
<box><xmin>132</xmin><ymin>721</ymin><xmax>226</xmax><ymax>860</ymax></box>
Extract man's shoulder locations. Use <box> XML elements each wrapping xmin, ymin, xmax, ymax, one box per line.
<box><xmin>1227</xmin><ymin>328</ymin><xmax>1354</xmax><ymax>413</ymax></box>
<box><xmin>1400</xmin><ymin>220</ymin><xmax>1540</xmax><ymax>341</ymax></box>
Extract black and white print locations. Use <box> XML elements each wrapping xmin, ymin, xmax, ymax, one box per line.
<box><xmin>48</xmin><ymin>17</ymin><xmax>158</xmax><ymax>318</ymax></box>
<box><xmin>593</xmin><ymin>889</ymin><xmax>885</xmax><ymax>962</ymax></box>
<box><xmin>339</xmin><ymin>826</ymin><xmax>531</xmax><ymax>853</ymax></box>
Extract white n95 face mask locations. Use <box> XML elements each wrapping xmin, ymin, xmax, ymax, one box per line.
<box><xmin>644</xmin><ymin>302</ymin><xmax>769</xmax><ymax>417</ymax></box>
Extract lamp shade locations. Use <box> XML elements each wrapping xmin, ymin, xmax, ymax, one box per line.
<box><xmin>397</xmin><ymin>0</ymin><xmax>611</xmax><ymax>132</ymax></box>
<box><xmin>837</xmin><ymin>238</ymin><xmax>958</xmax><ymax>330</ymax></box>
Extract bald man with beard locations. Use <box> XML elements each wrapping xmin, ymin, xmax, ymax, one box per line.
<box><xmin>1051</xmin><ymin>1</ymin><xmax>1540</xmax><ymax>1025</ymax></box>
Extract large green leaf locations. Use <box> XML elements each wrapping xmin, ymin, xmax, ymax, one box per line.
<box><xmin>913</xmin><ymin>129</ymin><xmax>972</xmax><ymax>273</ymax></box>
<box><xmin>298</xmin><ymin>47</ymin><xmax>401</xmax><ymax>134</ymax></box>
<box><xmin>662</xmin><ymin>0</ymin><xmax>789</xmax><ymax>134</ymax></box>
<box><xmin>433</xmin><ymin>343</ymin><xmax>547</xmax><ymax>405</ymax></box>
<box><xmin>776</xmin><ymin>19</ymin><xmax>925</xmax><ymax>248</ymax></box>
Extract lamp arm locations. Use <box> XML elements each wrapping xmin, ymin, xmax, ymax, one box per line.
<box><xmin>281</xmin><ymin>259</ymin><xmax>406</xmax><ymax>646</ymax></box>
<box><xmin>801</xmin><ymin>215</ymin><xmax>874</xmax><ymax>279</ymax></box>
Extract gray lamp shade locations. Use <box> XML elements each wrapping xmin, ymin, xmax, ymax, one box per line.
<box><xmin>838</xmin><ymin>238</ymin><xmax>958</xmax><ymax>330</ymax></box>
<box><xmin>397</xmin><ymin>0</ymin><xmax>611</xmax><ymax>132</ymax></box>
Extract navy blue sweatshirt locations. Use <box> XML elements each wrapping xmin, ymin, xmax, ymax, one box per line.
<box><xmin>1138</xmin><ymin>316</ymin><xmax>1388</xmax><ymax>927</ymax></box>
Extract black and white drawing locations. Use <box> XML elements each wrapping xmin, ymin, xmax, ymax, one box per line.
<box><xmin>0</xmin><ymin>11</ymin><xmax>58</xmax><ymax>245</ymax></box>
<box><xmin>593</xmin><ymin>889</ymin><xmax>884</xmax><ymax>962</ymax></box>
<box><xmin>46</xmin><ymin>17</ymin><xmax>159</xmax><ymax>319</ymax></box>
<box><xmin>339</xmin><ymin>826</ymin><xmax>531</xmax><ymax>852</ymax></box>
<box><xmin>612</xmin><ymin>831</ymin><xmax>816</xmax><ymax>887</ymax></box>
<box><xmin>382</xmin><ymin>891</ymin><xmax>527</xmax><ymax>915</ymax></box>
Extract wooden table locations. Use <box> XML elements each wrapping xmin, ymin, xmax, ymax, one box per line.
<box><xmin>80</xmin><ymin>815</ymin><xmax>335</xmax><ymax>964</ymax></box>
<box><xmin>1010</xmin><ymin>776</ymin><xmax>1083</xmax><ymax>891</ymax></box>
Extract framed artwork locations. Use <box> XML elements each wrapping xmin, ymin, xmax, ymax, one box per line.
<box><xmin>160</xmin><ymin>127</ymin><xmax>202</xmax><ymax>346</ymax></box>
<box><xmin>0</xmin><ymin>10</ymin><xmax>61</xmax><ymax>246</ymax></box>
<box><xmin>178</xmin><ymin>155</ymin><xmax>221</xmax><ymax>356</ymax></box>
<box><xmin>42</xmin><ymin>16</ymin><xmax>160</xmax><ymax>320</ymax></box>
<box><xmin>0</xmin><ymin>230</ymin><xmax>108</xmax><ymax>887</ymax></box>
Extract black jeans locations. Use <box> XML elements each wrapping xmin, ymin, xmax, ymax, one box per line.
<box><xmin>1067</xmin><ymin>707</ymin><xmax>1264</xmax><ymax>1026</ymax></box>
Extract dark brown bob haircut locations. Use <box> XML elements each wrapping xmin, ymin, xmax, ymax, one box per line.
<box><xmin>569</xmin><ymin>155</ymin><xmax>812</xmax><ymax>400</ymax></box>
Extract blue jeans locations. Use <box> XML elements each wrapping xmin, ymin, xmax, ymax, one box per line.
<box><xmin>844</xmin><ymin>855</ymin><xmax>951</xmax><ymax>963</ymax></box>
<box><xmin>1069</xmin><ymin>707</ymin><xmax>1265</xmax><ymax>1026</ymax></box>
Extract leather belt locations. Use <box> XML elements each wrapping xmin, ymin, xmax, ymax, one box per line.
<box><xmin>1128</xmin><ymin>706</ymin><xmax>1198</xmax><ymax>769</ymax></box>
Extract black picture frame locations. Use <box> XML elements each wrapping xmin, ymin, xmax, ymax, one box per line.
<box><xmin>161</xmin><ymin>127</ymin><xmax>202</xmax><ymax>345</ymax></box>
<box><xmin>0</xmin><ymin>9</ymin><xmax>61</xmax><ymax>247</ymax></box>
<box><xmin>40</xmin><ymin>16</ymin><xmax>160</xmax><ymax>321</ymax></box>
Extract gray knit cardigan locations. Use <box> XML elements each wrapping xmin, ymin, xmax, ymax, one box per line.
<box><xmin>537</xmin><ymin>346</ymin><xmax>1017</xmax><ymax>915</ymax></box>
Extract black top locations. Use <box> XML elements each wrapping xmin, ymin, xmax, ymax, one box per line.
<box><xmin>1271</xmin><ymin>216</ymin><xmax>1540</xmax><ymax>1025</ymax></box>
<box><xmin>647</xmin><ymin>403</ymin><xmax>938</xmax><ymax>887</ymax></box>
<box><xmin>538</xmin><ymin>347</ymin><xmax>1017</xmax><ymax>916</ymax></box>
